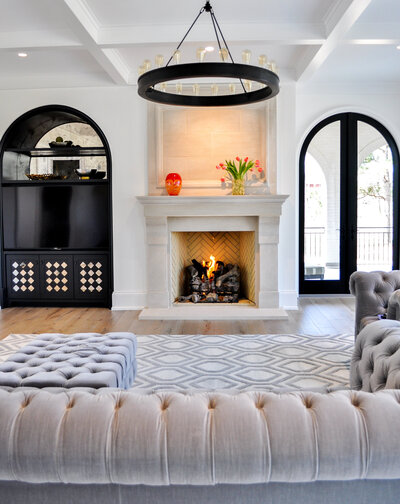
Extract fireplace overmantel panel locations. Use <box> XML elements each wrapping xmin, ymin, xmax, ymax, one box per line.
<box><xmin>137</xmin><ymin>195</ymin><xmax>288</xmax><ymax>320</ymax></box>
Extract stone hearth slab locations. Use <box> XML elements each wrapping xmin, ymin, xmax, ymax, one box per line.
<box><xmin>139</xmin><ymin>306</ymin><xmax>288</xmax><ymax>320</ymax></box>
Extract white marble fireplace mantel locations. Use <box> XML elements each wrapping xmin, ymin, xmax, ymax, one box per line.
<box><xmin>137</xmin><ymin>195</ymin><xmax>289</xmax><ymax>320</ymax></box>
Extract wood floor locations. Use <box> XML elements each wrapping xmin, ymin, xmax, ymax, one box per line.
<box><xmin>0</xmin><ymin>297</ymin><xmax>355</xmax><ymax>340</ymax></box>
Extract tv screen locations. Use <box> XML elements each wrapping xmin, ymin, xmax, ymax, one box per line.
<box><xmin>3</xmin><ymin>185</ymin><xmax>109</xmax><ymax>250</ymax></box>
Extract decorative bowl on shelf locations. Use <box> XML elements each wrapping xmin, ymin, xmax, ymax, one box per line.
<box><xmin>89</xmin><ymin>171</ymin><xmax>106</xmax><ymax>179</ymax></box>
<box><xmin>25</xmin><ymin>173</ymin><xmax>68</xmax><ymax>181</ymax></box>
<box><xmin>49</xmin><ymin>140</ymin><xmax>73</xmax><ymax>148</ymax></box>
<box><xmin>75</xmin><ymin>168</ymin><xmax>96</xmax><ymax>179</ymax></box>
<box><xmin>75</xmin><ymin>168</ymin><xmax>106</xmax><ymax>180</ymax></box>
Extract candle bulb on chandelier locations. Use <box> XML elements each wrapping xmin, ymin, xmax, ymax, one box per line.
<box><xmin>242</xmin><ymin>49</ymin><xmax>251</xmax><ymax>64</ymax></box>
<box><xmin>196</xmin><ymin>47</ymin><xmax>206</xmax><ymax>62</ymax></box>
<box><xmin>270</xmin><ymin>61</ymin><xmax>278</xmax><ymax>74</ymax></box>
<box><xmin>258</xmin><ymin>54</ymin><xmax>267</xmax><ymax>68</ymax></box>
<box><xmin>244</xmin><ymin>80</ymin><xmax>252</xmax><ymax>92</ymax></box>
<box><xmin>173</xmin><ymin>50</ymin><xmax>181</xmax><ymax>64</ymax></box>
<box><xmin>155</xmin><ymin>54</ymin><xmax>164</xmax><ymax>68</ymax></box>
<box><xmin>219</xmin><ymin>47</ymin><xmax>228</xmax><ymax>62</ymax></box>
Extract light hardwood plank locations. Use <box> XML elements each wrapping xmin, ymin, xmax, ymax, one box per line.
<box><xmin>0</xmin><ymin>297</ymin><xmax>355</xmax><ymax>340</ymax></box>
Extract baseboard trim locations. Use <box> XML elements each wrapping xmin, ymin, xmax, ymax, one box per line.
<box><xmin>112</xmin><ymin>291</ymin><xmax>146</xmax><ymax>311</ymax></box>
<box><xmin>280</xmin><ymin>290</ymin><xmax>298</xmax><ymax>310</ymax></box>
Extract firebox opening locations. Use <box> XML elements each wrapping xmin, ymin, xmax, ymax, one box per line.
<box><xmin>171</xmin><ymin>231</ymin><xmax>256</xmax><ymax>305</ymax></box>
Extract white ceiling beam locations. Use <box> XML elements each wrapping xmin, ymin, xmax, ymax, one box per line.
<box><xmin>97</xmin><ymin>22</ymin><xmax>326</xmax><ymax>47</ymax></box>
<box><xmin>59</xmin><ymin>0</ymin><xmax>130</xmax><ymax>85</ymax></box>
<box><xmin>296</xmin><ymin>0</ymin><xmax>373</xmax><ymax>81</ymax></box>
<box><xmin>0</xmin><ymin>29</ymin><xmax>81</xmax><ymax>50</ymax></box>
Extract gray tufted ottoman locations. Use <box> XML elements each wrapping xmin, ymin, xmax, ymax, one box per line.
<box><xmin>350</xmin><ymin>319</ymin><xmax>400</xmax><ymax>391</ymax></box>
<box><xmin>0</xmin><ymin>332</ymin><xmax>137</xmax><ymax>389</ymax></box>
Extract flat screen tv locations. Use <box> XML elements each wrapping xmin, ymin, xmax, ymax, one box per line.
<box><xmin>2</xmin><ymin>185</ymin><xmax>109</xmax><ymax>250</ymax></box>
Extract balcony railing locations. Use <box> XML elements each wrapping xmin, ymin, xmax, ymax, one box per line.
<box><xmin>304</xmin><ymin>226</ymin><xmax>392</xmax><ymax>267</ymax></box>
<box><xmin>357</xmin><ymin>227</ymin><xmax>392</xmax><ymax>266</ymax></box>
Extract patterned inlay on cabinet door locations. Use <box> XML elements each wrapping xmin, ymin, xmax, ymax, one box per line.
<box><xmin>44</xmin><ymin>260</ymin><xmax>69</xmax><ymax>293</ymax></box>
<box><xmin>11</xmin><ymin>260</ymin><xmax>36</xmax><ymax>293</ymax></box>
<box><xmin>79</xmin><ymin>261</ymin><xmax>104</xmax><ymax>293</ymax></box>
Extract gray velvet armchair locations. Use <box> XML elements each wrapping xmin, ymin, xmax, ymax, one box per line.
<box><xmin>349</xmin><ymin>270</ymin><xmax>400</xmax><ymax>335</ymax></box>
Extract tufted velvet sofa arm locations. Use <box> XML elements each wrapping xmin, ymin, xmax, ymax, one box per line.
<box><xmin>349</xmin><ymin>270</ymin><xmax>400</xmax><ymax>336</ymax></box>
<box><xmin>1</xmin><ymin>387</ymin><xmax>400</xmax><ymax>485</ymax></box>
<box><xmin>351</xmin><ymin>319</ymin><xmax>400</xmax><ymax>391</ymax></box>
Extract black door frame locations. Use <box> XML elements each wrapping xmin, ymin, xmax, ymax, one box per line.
<box><xmin>299</xmin><ymin>112</ymin><xmax>400</xmax><ymax>294</ymax></box>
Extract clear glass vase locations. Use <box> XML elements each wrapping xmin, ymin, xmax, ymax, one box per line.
<box><xmin>232</xmin><ymin>178</ymin><xmax>245</xmax><ymax>195</ymax></box>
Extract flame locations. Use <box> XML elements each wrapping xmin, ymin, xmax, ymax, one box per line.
<box><xmin>207</xmin><ymin>255</ymin><xmax>216</xmax><ymax>279</ymax></box>
<box><xmin>201</xmin><ymin>256</ymin><xmax>217</xmax><ymax>279</ymax></box>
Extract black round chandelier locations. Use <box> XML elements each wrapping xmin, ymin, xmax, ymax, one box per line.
<box><xmin>137</xmin><ymin>2</ymin><xmax>280</xmax><ymax>107</ymax></box>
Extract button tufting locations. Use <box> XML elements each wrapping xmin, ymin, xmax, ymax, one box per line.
<box><xmin>303</xmin><ymin>397</ymin><xmax>313</xmax><ymax>409</ymax></box>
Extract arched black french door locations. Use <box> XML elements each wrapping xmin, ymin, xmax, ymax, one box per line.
<box><xmin>299</xmin><ymin>113</ymin><xmax>400</xmax><ymax>294</ymax></box>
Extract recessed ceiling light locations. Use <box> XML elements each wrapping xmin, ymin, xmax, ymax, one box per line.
<box><xmin>205</xmin><ymin>46</ymin><xmax>214</xmax><ymax>52</ymax></box>
<box><xmin>18</xmin><ymin>52</ymin><xmax>28</xmax><ymax>58</ymax></box>
<box><xmin>397</xmin><ymin>45</ymin><xmax>400</xmax><ymax>50</ymax></box>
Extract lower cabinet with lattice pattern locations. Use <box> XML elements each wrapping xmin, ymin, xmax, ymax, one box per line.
<box><xmin>5</xmin><ymin>252</ymin><xmax>110</xmax><ymax>307</ymax></box>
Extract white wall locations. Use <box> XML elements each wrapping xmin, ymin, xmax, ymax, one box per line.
<box><xmin>0</xmin><ymin>84</ymin><xmax>398</xmax><ymax>310</ymax></box>
<box><xmin>0</xmin><ymin>86</ymin><xmax>148</xmax><ymax>309</ymax></box>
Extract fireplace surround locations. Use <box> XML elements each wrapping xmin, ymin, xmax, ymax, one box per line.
<box><xmin>138</xmin><ymin>195</ymin><xmax>288</xmax><ymax>320</ymax></box>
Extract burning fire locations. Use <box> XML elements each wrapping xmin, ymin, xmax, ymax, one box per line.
<box><xmin>202</xmin><ymin>255</ymin><xmax>216</xmax><ymax>279</ymax></box>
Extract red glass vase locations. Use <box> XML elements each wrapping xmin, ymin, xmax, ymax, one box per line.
<box><xmin>165</xmin><ymin>172</ymin><xmax>182</xmax><ymax>196</ymax></box>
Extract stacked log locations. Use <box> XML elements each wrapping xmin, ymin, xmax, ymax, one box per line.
<box><xmin>177</xmin><ymin>260</ymin><xmax>240</xmax><ymax>303</ymax></box>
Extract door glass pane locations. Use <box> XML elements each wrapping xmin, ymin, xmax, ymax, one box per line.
<box><xmin>357</xmin><ymin>122</ymin><xmax>393</xmax><ymax>271</ymax></box>
<box><xmin>304</xmin><ymin>121</ymin><xmax>341</xmax><ymax>280</ymax></box>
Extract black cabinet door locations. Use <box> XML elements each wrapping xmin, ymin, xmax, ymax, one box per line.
<box><xmin>74</xmin><ymin>255</ymin><xmax>108</xmax><ymax>299</ymax></box>
<box><xmin>6</xmin><ymin>254</ymin><xmax>40</xmax><ymax>299</ymax></box>
<box><xmin>39</xmin><ymin>255</ymin><xmax>74</xmax><ymax>299</ymax></box>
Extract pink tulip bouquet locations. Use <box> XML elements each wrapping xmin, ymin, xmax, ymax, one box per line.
<box><xmin>216</xmin><ymin>156</ymin><xmax>263</xmax><ymax>195</ymax></box>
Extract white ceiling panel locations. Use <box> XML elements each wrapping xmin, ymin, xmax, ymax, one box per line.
<box><xmin>0</xmin><ymin>0</ymin><xmax>69</xmax><ymax>31</ymax></box>
<box><xmin>0</xmin><ymin>47</ymin><xmax>113</xmax><ymax>88</ymax></box>
<box><xmin>307</xmin><ymin>44</ymin><xmax>400</xmax><ymax>84</ymax></box>
<box><xmin>85</xmin><ymin>0</ymin><xmax>334</xmax><ymax>26</ymax></box>
<box><xmin>355</xmin><ymin>0</ymin><xmax>400</xmax><ymax>22</ymax></box>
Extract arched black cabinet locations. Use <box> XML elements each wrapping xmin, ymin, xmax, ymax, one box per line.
<box><xmin>0</xmin><ymin>105</ymin><xmax>113</xmax><ymax>307</ymax></box>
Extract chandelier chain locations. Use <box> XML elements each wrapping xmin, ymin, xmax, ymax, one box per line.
<box><xmin>210</xmin><ymin>10</ymin><xmax>246</xmax><ymax>93</ymax></box>
<box><xmin>166</xmin><ymin>6</ymin><xmax>205</xmax><ymax>67</ymax></box>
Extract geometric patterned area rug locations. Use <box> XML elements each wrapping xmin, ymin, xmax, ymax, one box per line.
<box><xmin>0</xmin><ymin>332</ymin><xmax>354</xmax><ymax>392</ymax></box>
<box><xmin>134</xmin><ymin>332</ymin><xmax>354</xmax><ymax>391</ymax></box>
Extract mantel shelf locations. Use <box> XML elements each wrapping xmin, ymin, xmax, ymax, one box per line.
<box><xmin>137</xmin><ymin>194</ymin><xmax>289</xmax><ymax>218</ymax></box>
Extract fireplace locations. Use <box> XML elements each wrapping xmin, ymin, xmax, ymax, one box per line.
<box><xmin>137</xmin><ymin>195</ymin><xmax>288</xmax><ymax>320</ymax></box>
<box><xmin>171</xmin><ymin>231</ymin><xmax>255</xmax><ymax>304</ymax></box>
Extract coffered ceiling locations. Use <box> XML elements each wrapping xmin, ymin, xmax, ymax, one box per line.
<box><xmin>0</xmin><ymin>0</ymin><xmax>399</xmax><ymax>90</ymax></box>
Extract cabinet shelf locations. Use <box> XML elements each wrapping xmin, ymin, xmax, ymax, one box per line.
<box><xmin>2</xmin><ymin>179</ymin><xmax>108</xmax><ymax>186</ymax></box>
<box><xmin>5</xmin><ymin>147</ymin><xmax>106</xmax><ymax>157</ymax></box>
